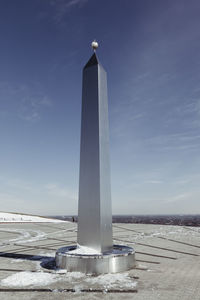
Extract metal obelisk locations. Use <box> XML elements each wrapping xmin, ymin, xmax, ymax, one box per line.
<box><xmin>77</xmin><ymin>45</ymin><xmax>113</xmax><ymax>253</ymax></box>
<box><xmin>55</xmin><ymin>41</ymin><xmax>135</xmax><ymax>274</ymax></box>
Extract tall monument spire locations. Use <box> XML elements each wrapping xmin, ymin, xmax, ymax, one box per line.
<box><xmin>77</xmin><ymin>41</ymin><xmax>113</xmax><ymax>253</ymax></box>
<box><xmin>55</xmin><ymin>42</ymin><xmax>135</xmax><ymax>274</ymax></box>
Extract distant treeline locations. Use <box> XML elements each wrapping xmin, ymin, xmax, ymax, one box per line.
<box><xmin>48</xmin><ymin>215</ymin><xmax>200</xmax><ymax>227</ymax></box>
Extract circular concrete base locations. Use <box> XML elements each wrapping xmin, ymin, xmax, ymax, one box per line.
<box><xmin>55</xmin><ymin>244</ymin><xmax>135</xmax><ymax>275</ymax></box>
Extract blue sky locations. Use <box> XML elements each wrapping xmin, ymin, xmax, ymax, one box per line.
<box><xmin>0</xmin><ymin>0</ymin><xmax>200</xmax><ymax>215</ymax></box>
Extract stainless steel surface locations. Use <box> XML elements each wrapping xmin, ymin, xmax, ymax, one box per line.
<box><xmin>77</xmin><ymin>53</ymin><xmax>112</xmax><ymax>253</ymax></box>
<box><xmin>56</xmin><ymin>53</ymin><xmax>136</xmax><ymax>275</ymax></box>
<box><xmin>55</xmin><ymin>244</ymin><xmax>136</xmax><ymax>274</ymax></box>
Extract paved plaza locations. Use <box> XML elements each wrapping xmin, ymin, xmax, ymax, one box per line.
<box><xmin>0</xmin><ymin>221</ymin><xmax>199</xmax><ymax>299</ymax></box>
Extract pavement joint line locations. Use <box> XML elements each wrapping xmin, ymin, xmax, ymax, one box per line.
<box><xmin>136</xmin><ymin>259</ymin><xmax>160</xmax><ymax>264</ymax></box>
<box><xmin>183</xmin><ymin>227</ymin><xmax>200</xmax><ymax>233</ymax></box>
<box><xmin>42</xmin><ymin>234</ymin><xmax>77</xmax><ymax>240</ymax></box>
<box><xmin>114</xmin><ymin>234</ymin><xmax>138</xmax><ymax>238</ymax></box>
<box><xmin>9</xmin><ymin>246</ymin><xmax>61</xmax><ymax>253</ymax></box>
<box><xmin>113</xmin><ymin>226</ymin><xmax>200</xmax><ymax>255</ymax></box>
<box><xmin>0</xmin><ymin>246</ymin><xmax>30</xmax><ymax>254</ymax></box>
<box><xmin>0</xmin><ymin>230</ymin><xmax>22</xmax><ymax>235</ymax></box>
<box><xmin>2</xmin><ymin>230</ymin><xmax>75</xmax><ymax>245</ymax></box>
<box><xmin>45</xmin><ymin>228</ymin><xmax>77</xmax><ymax>235</ymax></box>
<box><xmin>1</xmin><ymin>244</ymin><xmax>49</xmax><ymax>253</ymax></box>
<box><xmin>1</xmin><ymin>241</ymin><xmax>75</xmax><ymax>253</ymax></box>
<box><xmin>157</xmin><ymin>236</ymin><xmax>200</xmax><ymax>248</ymax></box>
<box><xmin>23</xmin><ymin>241</ymin><xmax>77</xmax><ymax>248</ymax></box>
<box><xmin>7</xmin><ymin>247</ymin><xmax>56</xmax><ymax>253</ymax></box>
<box><xmin>42</xmin><ymin>231</ymin><xmax>77</xmax><ymax>239</ymax></box>
<box><xmin>32</xmin><ymin>223</ymin><xmax>73</xmax><ymax>231</ymax></box>
<box><xmin>134</xmin><ymin>267</ymin><xmax>148</xmax><ymax>271</ymax></box>
<box><xmin>41</xmin><ymin>237</ymin><xmax>76</xmax><ymax>243</ymax></box>
<box><xmin>3</xmin><ymin>237</ymin><xmax>76</xmax><ymax>247</ymax></box>
<box><xmin>115</xmin><ymin>239</ymin><xmax>199</xmax><ymax>256</ymax></box>
<box><xmin>31</xmin><ymin>225</ymin><xmax>77</xmax><ymax>236</ymax></box>
<box><xmin>0</xmin><ymin>288</ymin><xmax>138</xmax><ymax>293</ymax></box>
<box><xmin>136</xmin><ymin>242</ymin><xmax>199</xmax><ymax>256</ymax></box>
<box><xmin>0</xmin><ymin>244</ymin><xmax>58</xmax><ymax>254</ymax></box>
<box><xmin>114</xmin><ymin>239</ymin><xmax>181</xmax><ymax>255</ymax></box>
<box><xmin>14</xmin><ymin>245</ymin><xmax>59</xmax><ymax>252</ymax></box>
<box><xmin>113</xmin><ymin>225</ymin><xmax>140</xmax><ymax>233</ymax></box>
<box><xmin>136</xmin><ymin>251</ymin><xmax>177</xmax><ymax>259</ymax></box>
<box><xmin>14</xmin><ymin>240</ymin><xmax>76</xmax><ymax>248</ymax></box>
<box><xmin>41</xmin><ymin>236</ymin><xmax>77</xmax><ymax>243</ymax></box>
<box><xmin>113</xmin><ymin>229</ymin><xmax>130</xmax><ymax>233</ymax></box>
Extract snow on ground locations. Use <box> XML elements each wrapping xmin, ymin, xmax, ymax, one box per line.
<box><xmin>5</xmin><ymin>228</ymin><xmax>46</xmax><ymax>244</ymax></box>
<box><xmin>0</xmin><ymin>271</ymin><xmax>61</xmax><ymax>287</ymax></box>
<box><xmin>0</xmin><ymin>212</ymin><xmax>66</xmax><ymax>223</ymax></box>
<box><xmin>132</xmin><ymin>225</ymin><xmax>200</xmax><ymax>241</ymax></box>
<box><xmin>0</xmin><ymin>270</ymin><xmax>137</xmax><ymax>290</ymax></box>
<box><xmin>0</xmin><ymin>251</ymin><xmax>137</xmax><ymax>290</ymax></box>
<box><xmin>0</xmin><ymin>228</ymin><xmax>48</xmax><ymax>248</ymax></box>
<box><xmin>85</xmin><ymin>272</ymin><xmax>137</xmax><ymax>289</ymax></box>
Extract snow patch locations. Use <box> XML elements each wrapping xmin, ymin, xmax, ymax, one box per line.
<box><xmin>69</xmin><ymin>244</ymin><xmax>101</xmax><ymax>255</ymax></box>
<box><xmin>0</xmin><ymin>271</ymin><xmax>60</xmax><ymax>287</ymax></box>
<box><xmin>0</xmin><ymin>228</ymin><xmax>46</xmax><ymax>246</ymax></box>
<box><xmin>85</xmin><ymin>273</ymin><xmax>137</xmax><ymax>289</ymax></box>
<box><xmin>0</xmin><ymin>270</ymin><xmax>137</xmax><ymax>291</ymax></box>
<box><xmin>65</xmin><ymin>272</ymin><xmax>85</xmax><ymax>279</ymax></box>
<box><xmin>133</xmin><ymin>225</ymin><xmax>199</xmax><ymax>241</ymax></box>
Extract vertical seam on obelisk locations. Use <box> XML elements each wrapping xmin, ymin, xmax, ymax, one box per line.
<box><xmin>97</xmin><ymin>64</ymin><xmax>102</xmax><ymax>252</ymax></box>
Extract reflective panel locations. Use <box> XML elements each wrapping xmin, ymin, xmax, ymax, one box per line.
<box><xmin>77</xmin><ymin>54</ymin><xmax>113</xmax><ymax>253</ymax></box>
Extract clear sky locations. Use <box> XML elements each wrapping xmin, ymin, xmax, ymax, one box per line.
<box><xmin>0</xmin><ymin>0</ymin><xmax>200</xmax><ymax>215</ymax></box>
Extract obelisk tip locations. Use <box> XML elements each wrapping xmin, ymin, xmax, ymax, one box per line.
<box><xmin>91</xmin><ymin>40</ymin><xmax>98</xmax><ymax>52</ymax></box>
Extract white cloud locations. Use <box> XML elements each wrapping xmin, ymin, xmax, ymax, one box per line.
<box><xmin>19</xmin><ymin>94</ymin><xmax>52</xmax><ymax>122</ymax></box>
<box><xmin>2</xmin><ymin>178</ymin><xmax>33</xmax><ymax>191</ymax></box>
<box><xmin>144</xmin><ymin>180</ymin><xmax>163</xmax><ymax>184</ymax></box>
<box><xmin>50</xmin><ymin>0</ymin><xmax>88</xmax><ymax>24</ymax></box>
<box><xmin>144</xmin><ymin>132</ymin><xmax>200</xmax><ymax>152</ymax></box>
<box><xmin>165</xmin><ymin>193</ymin><xmax>190</xmax><ymax>204</ymax></box>
<box><xmin>0</xmin><ymin>81</ymin><xmax>52</xmax><ymax>122</ymax></box>
<box><xmin>39</xmin><ymin>96</ymin><xmax>52</xmax><ymax>107</ymax></box>
<box><xmin>44</xmin><ymin>183</ymin><xmax>76</xmax><ymax>200</ymax></box>
<box><xmin>65</xmin><ymin>0</ymin><xmax>88</xmax><ymax>8</ymax></box>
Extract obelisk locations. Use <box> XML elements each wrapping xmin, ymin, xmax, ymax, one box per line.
<box><xmin>77</xmin><ymin>41</ymin><xmax>113</xmax><ymax>253</ymax></box>
<box><xmin>55</xmin><ymin>42</ymin><xmax>135</xmax><ymax>274</ymax></box>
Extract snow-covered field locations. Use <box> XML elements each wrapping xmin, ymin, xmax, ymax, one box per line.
<box><xmin>0</xmin><ymin>212</ymin><xmax>66</xmax><ymax>223</ymax></box>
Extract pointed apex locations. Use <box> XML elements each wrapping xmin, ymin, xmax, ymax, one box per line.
<box><xmin>84</xmin><ymin>53</ymin><xmax>99</xmax><ymax>69</ymax></box>
<box><xmin>91</xmin><ymin>40</ymin><xmax>98</xmax><ymax>52</ymax></box>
